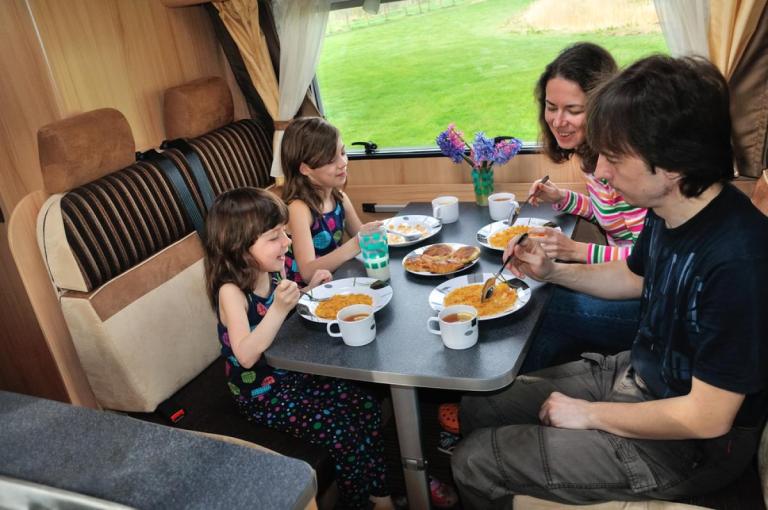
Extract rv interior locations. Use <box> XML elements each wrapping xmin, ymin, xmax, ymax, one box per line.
<box><xmin>0</xmin><ymin>1</ymin><xmax>767</xmax><ymax>509</ymax></box>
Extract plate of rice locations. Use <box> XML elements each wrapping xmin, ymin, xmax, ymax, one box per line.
<box><xmin>428</xmin><ymin>273</ymin><xmax>531</xmax><ymax>320</ymax></box>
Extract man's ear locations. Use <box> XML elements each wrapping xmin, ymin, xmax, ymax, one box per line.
<box><xmin>299</xmin><ymin>162</ymin><xmax>313</xmax><ymax>177</ymax></box>
<box><xmin>659</xmin><ymin>167</ymin><xmax>681</xmax><ymax>182</ymax></box>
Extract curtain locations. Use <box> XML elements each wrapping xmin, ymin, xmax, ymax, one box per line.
<box><xmin>214</xmin><ymin>0</ymin><xmax>280</xmax><ymax>119</ymax></box>
<box><xmin>727</xmin><ymin>3</ymin><xmax>768</xmax><ymax>177</ymax></box>
<box><xmin>653</xmin><ymin>0</ymin><xmax>710</xmax><ymax>57</ymax></box>
<box><xmin>269</xmin><ymin>0</ymin><xmax>331</xmax><ymax>178</ymax></box>
<box><xmin>708</xmin><ymin>0</ymin><xmax>767</xmax><ymax>80</ymax></box>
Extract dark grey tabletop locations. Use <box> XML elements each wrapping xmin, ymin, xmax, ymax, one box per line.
<box><xmin>0</xmin><ymin>391</ymin><xmax>316</xmax><ymax>510</ymax></box>
<box><xmin>267</xmin><ymin>202</ymin><xmax>576</xmax><ymax>391</ymax></box>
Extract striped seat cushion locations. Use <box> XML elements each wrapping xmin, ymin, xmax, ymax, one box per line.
<box><xmin>57</xmin><ymin>160</ymin><xmax>193</xmax><ymax>291</ymax></box>
<box><xmin>165</xmin><ymin>119</ymin><xmax>274</xmax><ymax>206</ymax></box>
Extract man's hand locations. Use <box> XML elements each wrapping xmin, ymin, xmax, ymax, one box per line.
<box><xmin>539</xmin><ymin>392</ymin><xmax>593</xmax><ymax>429</ymax></box>
<box><xmin>503</xmin><ymin>234</ymin><xmax>556</xmax><ymax>281</ymax></box>
<box><xmin>527</xmin><ymin>178</ymin><xmax>565</xmax><ymax>207</ymax></box>
<box><xmin>272</xmin><ymin>279</ymin><xmax>300</xmax><ymax>314</ymax></box>
<box><xmin>306</xmin><ymin>269</ymin><xmax>332</xmax><ymax>290</ymax></box>
<box><xmin>530</xmin><ymin>227</ymin><xmax>588</xmax><ymax>262</ymax></box>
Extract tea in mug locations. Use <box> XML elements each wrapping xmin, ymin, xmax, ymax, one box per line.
<box><xmin>491</xmin><ymin>197</ymin><xmax>510</xmax><ymax>201</ymax></box>
<box><xmin>344</xmin><ymin>313</ymin><xmax>370</xmax><ymax>322</ymax></box>
<box><xmin>442</xmin><ymin>312</ymin><xmax>474</xmax><ymax>323</ymax></box>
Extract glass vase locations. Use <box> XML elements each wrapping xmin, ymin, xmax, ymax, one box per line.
<box><xmin>471</xmin><ymin>166</ymin><xmax>494</xmax><ymax>206</ymax></box>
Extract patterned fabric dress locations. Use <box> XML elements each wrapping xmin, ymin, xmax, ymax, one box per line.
<box><xmin>284</xmin><ymin>200</ymin><xmax>346</xmax><ymax>283</ymax></box>
<box><xmin>216</xmin><ymin>276</ymin><xmax>388</xmax><ymax>509</ymax></box>
<box><xmin>553</xmin><ymin>173</ymin><xmax>647</xmax><ymax>263</ymax></box>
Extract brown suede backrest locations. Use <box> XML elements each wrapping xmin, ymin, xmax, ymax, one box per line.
<box><xmin>164</xmin><ymin>76</ymin><xmax>234</xmax><ymax>140</ymax></box>
<box><xmin>38</xmin><ymin>108</ymin><xmax>136</xmax><ymax>194</ymax></box>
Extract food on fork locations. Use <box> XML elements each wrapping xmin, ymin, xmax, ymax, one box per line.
<box><xmin>444</xmin><ymin>283</ymin><xmax>517</xmax><ymax>317</ymax></box>
<box><xmin>315</xmin><ymin>293</ymin><xmax>373</xmax><ymax>319</ymax></box>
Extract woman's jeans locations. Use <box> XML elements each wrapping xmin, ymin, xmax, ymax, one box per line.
<box><xmin>521</xmin><ymin>286</ymin><xmax>640</xmax><ymax>373</ymax></box>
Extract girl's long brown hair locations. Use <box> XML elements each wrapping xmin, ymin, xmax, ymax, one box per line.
<box><xmin>281</xmin><ymin>117</ymin><xmax>344</xmax><ymax>215</ymax></box>
<box><xmin>535</xmin><ymin>42</ymin><xmax>617</xmax><ymax>173</ymax></box>
<box><xmin>203</xmin><ymin>187</ymin><xmax>288</xmax><ymax>308</ymax></box>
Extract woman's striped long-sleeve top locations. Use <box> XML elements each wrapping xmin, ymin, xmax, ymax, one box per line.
<box><xmin>553</xmin><ymin>173</ymin><xmax>647</xmax><ymax>264</ymax></box>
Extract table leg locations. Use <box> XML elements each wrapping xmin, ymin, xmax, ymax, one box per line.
<box><xmin>390</xmin><ymin>385</ymin><xmax>430</xmax><ymax>510</ymax></box>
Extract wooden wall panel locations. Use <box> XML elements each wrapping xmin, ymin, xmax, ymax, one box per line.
<box><xmin>0</xmin><ymin>0</ymin><xmax>245</xmax><ymax>403</ymax></box>
<box><xmin>345</xmin><ymin>154</ymin><xmax>588</xmax><ymax>222</ymax></box>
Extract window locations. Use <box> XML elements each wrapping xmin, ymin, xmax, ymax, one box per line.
<box><xmin>316</xmin><ymin>0</ymin><xmax>667</xmax><ymax>149</ymax></box>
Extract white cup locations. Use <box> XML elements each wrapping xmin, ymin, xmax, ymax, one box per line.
<box><xmin>488</xmin><ymin>192</ymin><xmax>520</xmax><ymax>222</ymax></box>
<box><xmin>427</xmin><ymin>305</ymin><xmax>479</xmax><ymax>350</ymax></box>
<box><xmin>326</xmin><ymin>304</ymin><xmax>376</xmax><ymax>347</ymax></box>
<box><xmin>432</xmin><ymin>196</ymin><xmax>459</xmax><ymax>224</ymax></box>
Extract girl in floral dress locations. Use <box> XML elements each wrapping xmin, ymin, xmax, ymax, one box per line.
<box><xmin>204</xmin><ymin>187</ymin><xmax>393</xmax><ymax>510</ymax></box>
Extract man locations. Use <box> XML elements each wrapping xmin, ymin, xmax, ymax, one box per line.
<box><xmin>451</xmin><ymin>55</ymin><xmax>768</xmax><ymax>508</ymax></box>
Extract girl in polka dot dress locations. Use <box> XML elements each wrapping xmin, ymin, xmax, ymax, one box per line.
<box><xmin>204</xmin><ymin>188</ymin><xmax>393</xmax><ymax>510</ymax></box>
<box><xmin>281</xmin><ymin>117</ymin><xmax>377</xmax><ymax>284</ymax></box>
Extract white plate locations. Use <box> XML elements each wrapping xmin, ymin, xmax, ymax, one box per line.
<box><xmin>297</xmin><ymin>277</ymin><xmax>394</xmax><ymax>324</ymax></box>
<box><xmin>384</xmin><ymin>215</ymin><xmax>442</xmax><ymax>247</ymax></box>
<box><xmin>402</xmin><ymin>243</ymin><xmax>480</xmax><ymax>276</ymax></box>
<box><xmin>428</xmin><ymin>273</ymin><xmax>531</xmax><ymax>321</ymax></box>
<box><xmin>476</xmin><ymin>218</ymin><xmax>561</xmax><ymax>251</ymax></box>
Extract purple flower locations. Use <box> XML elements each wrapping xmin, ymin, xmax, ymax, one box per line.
<box><xmin>436</xmin><ymin>124</ymin><xmax>522</xmax><ymax>170</ymax></box>
<box><xmin>435</xmin><ymin>124</ymin><xmax>467</xmax><ymax>164</ymax></box>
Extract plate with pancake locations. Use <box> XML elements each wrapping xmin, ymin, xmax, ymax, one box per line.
<box><xmin>384</xmin><ymin>215</ymin><xmax>442</xmax><ymax>247</ymax></box>
<box><xmin>476</xmin><ymin>218</ymin><xmax>560</xmax><ymax>251</ymax></box>
<box><xmin>428</xmin><ymin>273</ymin><xmax>531</xmax><ymax>320</ymax></box>
<box><xmin>402</xmin><ymin>243</ymin><xmax>481</xmax><ymax>276</ymax></box>
<box><xmin>298</xmin><ymin>277</ymin><xmax>394</xmax><ymax>324</ymax></box>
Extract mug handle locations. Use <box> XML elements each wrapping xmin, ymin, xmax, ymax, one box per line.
<box><xmin>327</xmin><ymin>321</ymin><xmax>343</xmax><ymax>337</ymax></box>
<box><xmin>427</xmin><ymin>316</ymin><xmax>441</xmax><ymax>335</ymax></box>
<box><xmin>432</xmin><ymin>204</ymin><xmax>443</xmax><ymax>221</ymax></box>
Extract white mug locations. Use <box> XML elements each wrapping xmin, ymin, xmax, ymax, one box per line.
<box><xmin>327</xmin><ymin>304</ymin><xmax>376</xmax><ymax>347</ymax></box>
<box><xmin>488</xmin><ymin>192</ymin><xmax>520</xmax><ymax>222</ymax></box>
<box><xmin>427</xmin><ymin>305</ymin><xmax>479</xmax><ymax>350</ymax></box>
<box><xmin>432</xmin><ymin>196</ymin><xmax>459</xmax><ymax>224</ymax></box>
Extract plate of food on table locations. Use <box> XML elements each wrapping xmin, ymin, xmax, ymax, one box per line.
<box><xmin>428</xmin><ymin>273</ymin><xmax>531</xmax><ymax>320</ymax></box>
<box><xmin>297</xmin><ymin>277</ymin><xmax>394</xmax><ymax>324</ymax></box>
<box><xmin>402</xmin><ymin>243</ymin><xmax>480</xmax><ymax>276</ymax></box>
<box><xmin>476</xmin><ymin>218</ymin><xmax>560</xmax><ymax>251</ymax></box>
<box><xmin>383</xmin><ymin>215</ymin><xmax>442</xmax><ymax>247</ymax></box>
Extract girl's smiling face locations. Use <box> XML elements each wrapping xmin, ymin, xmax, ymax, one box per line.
<box><xmin>249</xmin><ymin>224</ymin><xmax>291</xmax><ymax>273</ymax></box>
<box><xmin>301</xmin><ymin>139</ymin><xmax>348</xmax><ymax>189</ymax></box>
<box><xmin>544</xmin><ymin>77</ymin><xmax>587</xmax><ymax>150</ymax></box>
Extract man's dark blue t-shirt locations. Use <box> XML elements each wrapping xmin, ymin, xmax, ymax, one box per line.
<box><xmin>627</xmin><ymin>184</ymin><xmax>768</xmax><ymax>427</ymax></box>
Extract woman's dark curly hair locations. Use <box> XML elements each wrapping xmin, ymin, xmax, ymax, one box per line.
<box><xmin>535</xmin><ymin>42</ymin><xmax>617</xmax><ymax>173</ymax></box>
<box><xmin>203</xmin><ymin>187</ymin><xmax>288</xmax><ymax>308</ymax></box>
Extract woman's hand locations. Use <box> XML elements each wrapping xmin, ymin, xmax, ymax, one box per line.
<box><xmin>306</xmin><ymin>269</ymin><xmax>332</xmax><ymax>290</ymax></box>
<box><xmin>502</xmin><ymin>234</ymin><xmax>555</xmax><ymax>282</ymax></box>
<box><xmin>527</xmin><ymin>178</ymin><xmax>566</xmax><ymax>207</ymax></box>
<box><xmin>272</xmin><ymin>279</ymin><xmax>300</xmax><ymax>314</ymax></box>
<box><xmin>530</xmin><ymin>227</ymin><xmax>588</xmax><ymax>262</ymax></box>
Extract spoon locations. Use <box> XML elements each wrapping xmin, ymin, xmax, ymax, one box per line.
<box><xmin>481</xmin><ymin>233</ymin><xmax>528</xmax><ymax>303</ymax></box>
<box><xmin>386</xmin><ymin>228</ymin><xmax>423</xmax><ymax>242</ymax></box>
<box><xmin>507</xmin><ymin>175</ymin><xmax>550</xmax><ymax>226</ymax></box>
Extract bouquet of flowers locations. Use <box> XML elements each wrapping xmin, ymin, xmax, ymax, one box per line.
<box><xmin>436</xmin><ymin>124</ymin><xmax>522</xmax><ymax>205</ymax></box>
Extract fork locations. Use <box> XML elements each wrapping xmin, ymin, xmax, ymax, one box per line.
<box><xmin>506</xmin><ymin>175</ymin><xmax>550</xmax><ymax>226</ymax></box>
<box><xmin>481</xmin><ymin>233</ymin><xmax>528</xmax><ymax>303</ymax></box>
<box><xmin>386</xmin><ymin>228</ymin><xmax>422</xmax><ymax>242</ymax></box>
<box><xmin>272</xmin><ymin>273</ymin><xmax>330</xmax><ymax>302</ymax></box>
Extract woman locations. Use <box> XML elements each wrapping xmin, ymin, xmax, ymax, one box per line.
<box><xmin>521</xmin><ymin>42</ymin><xmax>644</xmax><ymax>372</ymax></box>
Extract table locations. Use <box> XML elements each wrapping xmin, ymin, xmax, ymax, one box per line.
<box><xmin>267</xmin><ymin>202</ymin><xmax>576</xmax><ymax>509</ymax></box>
<box><xmin>0</xmin><ymin>391</ymin><xmax>316</xmax><ymax>510</ymax></box>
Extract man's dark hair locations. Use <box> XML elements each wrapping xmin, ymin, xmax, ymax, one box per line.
<box><xmin>587</xmin><ymin>55</ymin><xmax>734</xmax><ymax>198</ymax></box>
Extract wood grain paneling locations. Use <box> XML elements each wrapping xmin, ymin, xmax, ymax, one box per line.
<box><xmin>345</xmin><ymin>154</ymin><xmax>587</xmax><ymax>222</ymax></box>
<box><xmin>0</xmin><ymin>0</ymin><xmax>245</xmax><ymax>403</ymax></box>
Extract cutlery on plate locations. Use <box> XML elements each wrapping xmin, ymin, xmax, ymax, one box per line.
<box><xmin>386</xmin><ymin>228</ymin><xmax>423</xmax><ymax>242</ymax></box>
<box><xmin>506</xmin><ymin>175</ymin><xmax>550</xmax><ymax>226</ymax></box>
<box><xmin>480</xmin><ymin>233</ymin><xmax>528</xmax><ymax>303</ymax></box>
